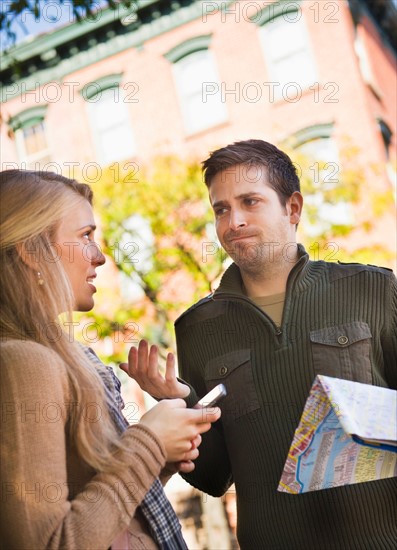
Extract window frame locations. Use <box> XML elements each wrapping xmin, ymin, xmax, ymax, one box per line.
<box><xmin>9</xmin><ymin>105</ymin><xmax>52</xmax><ymax>168</ymax></box>
<box><xmin>165</xmin><ymin>35</ymin><xmax>228</xmax><ymax>136</ymax></box>
<box><xmin>81</xmin><ymin>73</ymin><xmax>137</xmax><ymax>165</ymax></box>
<box><xmin>252</xmin><ymin>1</ymin><xmax>318</xmax><ymax>99</ymax></box>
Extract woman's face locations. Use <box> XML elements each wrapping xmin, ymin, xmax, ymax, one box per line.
<box><xmin>55</xmin><ymin>198</ymin><xmax>105</xmax><ymax>311</ymax></box>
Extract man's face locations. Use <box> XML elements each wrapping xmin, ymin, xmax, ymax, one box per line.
<box><xmin>209</xmin><ymin>164</ymin><xmax>300</xmax><ymax>275</ymax></box>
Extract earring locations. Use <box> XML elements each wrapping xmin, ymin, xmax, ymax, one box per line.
<box><xmin>37</xmin><ymin>271</ymin><xmax>45</xmax><ymax>286</ymax></box>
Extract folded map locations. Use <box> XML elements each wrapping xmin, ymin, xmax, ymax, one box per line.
<box><xmin>278</xmin><ymin>375</ymin><xmax>397</xmax><ymax>494</ymax></box>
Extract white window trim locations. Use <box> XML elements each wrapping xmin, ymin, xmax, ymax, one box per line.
<box><xmin>257</xmin><ymin>7</ymin><xmax>318</xmax><ymax>98</ymax></box>
<box><xmin>14</xmin><ymin>124</ymin><xmax>52</xmax><ymax>167</ymax></box>
<box><xmin>82</xmin><ymin>75</ymin><xmax>137</xmax><ymax>165</ymax></box>
<box><xmin>171</xmin><ymin>48</ymin><xmax>228</xmax><ymax>136</ymax></box>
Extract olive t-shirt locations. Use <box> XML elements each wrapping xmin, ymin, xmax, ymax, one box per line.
<box><xmin>250</xmin><ymin>292</ymin><xmax>286</xmax><ymax>328</ymax></box>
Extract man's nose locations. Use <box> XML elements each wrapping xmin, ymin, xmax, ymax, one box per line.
<box><xmin>229</xmin><ymin>209</ymin><xmax>247</xmax><ymax>231</ymax></box>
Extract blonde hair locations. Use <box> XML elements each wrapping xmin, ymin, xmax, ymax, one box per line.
<box><xmin>0</xmin><ymin>169</ymin><xmax>124</xmax><ymax>472</ymax></box>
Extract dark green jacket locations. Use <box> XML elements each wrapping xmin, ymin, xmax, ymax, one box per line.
<box><xmin>175</xmin><ymin>245</ymin><xmax>397</xmax><ymax>550</ymax></box>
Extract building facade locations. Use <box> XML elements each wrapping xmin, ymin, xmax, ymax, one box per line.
<box><xmin>1</xmin><ymin>2</ymin><xmax>396</xmax><ymax>546</ymax></box>
<box><xmin>1</xmin><ymin>0</ymin><xmax>396</xmax><ymax>262</ymax></box>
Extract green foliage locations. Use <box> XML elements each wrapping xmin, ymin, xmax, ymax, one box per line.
<box><xmin>336</xmin><ymin>246</ymin><xmax>396</xmax><ymax>267</ymax></box>
<box><xmin>1</xmin><ymin>1</ymin><xmax>134</xmax><ymax>41</ymax></box>
<box><xmin>77</xmin><ymin>149</ymin><xmax>394</xmax><ymax>364</ymax></box>
<box><xmin>83</xmin><ymin>156</ymin><xmax>224</xmax><ymax>356</ymax></box>
<box><xmin>94</xmin><ymin>156</ymin><xmax>222</xmax><ymax>287</ymax></box>
<box><xmin>291</xmin><ymin>145</ymin><xmax>394</xmax><ymax>266</ymax></box>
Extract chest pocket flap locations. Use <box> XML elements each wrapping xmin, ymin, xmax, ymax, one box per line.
<box><xmin>310</xmin><ymin>322</ymin><xmax>372</xmax><ymax>383</ymax></box>
<box><xmin>205</xmin><ymin>349</ymin><xmax>260</xmax><ymax>420</ymax></box>
<box><xmin>310</xmin><ymin>322</ymin><xmax>372</xmax><ymax>347</ymax></box>
<box><xmin>205</xmin><ymin>349</ymin><xmax>251</xmax><ymax>380</ymax></box>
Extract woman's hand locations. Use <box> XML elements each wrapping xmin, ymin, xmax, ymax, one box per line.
<box><xmin>140</xmin><ymin>399</ymin><xmax>220</xmax><ymax>463</ymax></box>
<box><xmin>120</xmin><ymin>340</ymin><xmax>190</xmax><ymax>399</ymax></box>
<box><xmin>160</xmin><ymin>435</ymin><xmax>202</xmax><ymax>485</ymax></box>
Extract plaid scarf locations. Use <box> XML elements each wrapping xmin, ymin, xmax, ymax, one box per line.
<box><xmin>81</xmin><ymin>345</ymin><xmax>188</xmax><ymax>550</ymax></box>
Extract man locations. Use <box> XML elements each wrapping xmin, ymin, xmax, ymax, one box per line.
<box><xmin>129</xmin><ymin>140</ymin><xmax>397</xmax><ymax>549</ymax></box>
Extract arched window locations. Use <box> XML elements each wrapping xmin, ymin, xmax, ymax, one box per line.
<box><xmin>253</xmin><ymin>1</ymin><xmax>317</xmax><ymax>100</ymax></box>
<box><xmin>377</xmin><ymin>118</ymin><xmax>396</xmax><ymax>196</ymax></box>
<box><xmin>293</xmin><ymin>123</ymin><xmax>339</xmax><ymax>166</ymax></box>
<box><xmin>81</xmin><ymin>74</ymin><xmax>136</xmax><ymax>165</ymax></box>
<box><xmin>9</xmin><ymin>105</ymin><xmax>51</xmax><ymax>168</ymax></box>
<box><xmin>292</xmin><ymin>124</ymin><xmax>353</xmax><ymax>233</ymax></box>
<box><xmin>165</xmin><ymin>35</ymin><xmax>227</xmax><ymax>135</ymax></box>
<box><xmin>377</xmin><ymin>118</ymin><xmax>393</xmax><ymax>161</ymax></box>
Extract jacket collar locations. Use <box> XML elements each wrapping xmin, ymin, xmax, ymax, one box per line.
<box><xmin>214</xmin><ymin>243</ymin><xmax>310</xmax><ymax>297</ymax></box>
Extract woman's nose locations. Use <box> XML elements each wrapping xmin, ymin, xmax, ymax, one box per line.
<box><xmin>88</xmin><ymin>242</ymin><xmax>106</xmax><ymax>266</ymax></box>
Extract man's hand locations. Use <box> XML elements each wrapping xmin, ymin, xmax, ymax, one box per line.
<box><xmin>119</xmin><ymin>339</ymin><xmax>190</xmax><ymax>399</ymax></box>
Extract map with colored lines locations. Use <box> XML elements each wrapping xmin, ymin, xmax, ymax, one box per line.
<box><xmin>278</xmin><ymin>375</ymin><xmax>397</xmax><ymax>494</ymax></box>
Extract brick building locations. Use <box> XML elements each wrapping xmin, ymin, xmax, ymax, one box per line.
<box><xmin>1</xmin><ymin>2</ymin><xmax>396</xmax><ymax>547</ymax></box>
<box><xmin>1</xmin><ymin>0</ymin><xmax>396</xmax><ymax>268</ymax></box>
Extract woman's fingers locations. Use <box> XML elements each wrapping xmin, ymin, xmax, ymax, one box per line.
<box><xmin>140</xmin><ymin>399</ymin><xmax>221</xmax><ymax>462</ymax></box>
<box><xmin>191</xmin><ymin>434</ymin><xmax>202</xmax><ymax>450</ymax></box>
<box><xmin>183</xmin><ymin>447</ymin><xmax>199</xmax><ymax>462</ymax></box>
<box><xmin>176</xmin><ymin>460</ymin><xmax>196</xmax><ymax>474</ymax></box>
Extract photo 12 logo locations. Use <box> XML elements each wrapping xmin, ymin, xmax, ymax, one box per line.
<box><xmin>202</xmin><ymin>1</ymin><xmax>340</xmax><ymax>24</ymax></box>
<box><xmin>202</xmin><ymin>81</ymin><xmax>339</xmax><ymax>104</ymax></box>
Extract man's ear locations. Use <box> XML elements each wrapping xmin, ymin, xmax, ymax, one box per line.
<box><xmin>288</xmin><ymin>192</ymin><xmax>303</xmax><ymax>226</ymax></box>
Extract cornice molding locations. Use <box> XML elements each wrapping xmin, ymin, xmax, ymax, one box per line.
<box><xmin>8</xmin><ymin>104</ymin><xmax>49</xmax><ymax>131</ymax></box>
<box><xmin>349</xmin><ymin>0</ymin><xmax>397</xmax><ymax>53</ymax></box>
<box><xmin>292</xmin><ymin>122</ymin><xmax>334</xmax><ymax>147</ymax></box>
<box><xmin>2</xmin><ymin>1</ymin><xmax>159</xmax><ymax>66</ymax></box>
<box><xmin>1</xmin><ymin>0</ymin><xmax>204</xmax><ymax>102</ymax></box>
<box><xmin>164</xmin><ymin>34</ymin><xmax>213</xmax><ymax>62</ymax></box>
<box><xmin>80</xmin><ymin>73</ymin><xmax>123</xmax><ymax>99</ymax></box>
<box><xmin>250</xmin><ymin>0</ymin><xmax>302</xmax><ymax>27</ymax></box>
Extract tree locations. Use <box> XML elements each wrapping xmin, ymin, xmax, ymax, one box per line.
<box><xmin>290</xmin><ymin>143</ymin><xmax>396</xmax><ymax>266</ymax></box>
<box><xmin>1</xmin><ymin>1</ymin><xmax>134</xmax><ymax>42</ymax></box>
<box><xmin>75</xmin><ymin>155</ymin><xmax>224</xmax><ymax>363</ymax></box>
<box><xmin>70</xmin><ymin>148</ymin><xmax>394</xmax><ymax>547</ymax></box>
<box><xmin>74</xmin><ymin>148</ymin><xmax>394</xmax><ymax>365</ymax></box>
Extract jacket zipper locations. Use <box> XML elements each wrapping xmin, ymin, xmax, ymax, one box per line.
<box><xmin>212</xmin><ymin>292</ymin><xmax>283</xmax><ymax>338</ymax></box>
<box><xmin>211</xmin><ymin>253</ymin><xmax>309</xmax><ymax>340</ymax></box>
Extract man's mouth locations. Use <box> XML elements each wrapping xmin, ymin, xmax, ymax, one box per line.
<box><xmin>226</xmin><ymin>233</ymin><xmax>256</xmax><ymax>244</ymax></box>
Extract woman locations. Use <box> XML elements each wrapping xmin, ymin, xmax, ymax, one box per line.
<box><xmin>0</xmin><ymin>170</ymin><xmax>220</xmax><ymax>549</ymax></box>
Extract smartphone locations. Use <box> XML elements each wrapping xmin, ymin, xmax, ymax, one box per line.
<box><xmin>197</xmin><ymin>383</ymin><xmax>227</xmax><ymax>407</ymax></box>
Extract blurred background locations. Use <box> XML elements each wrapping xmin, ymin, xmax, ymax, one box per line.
<box><xmin>1</xmin><ymin>1</ymin><xmax>396</xmax><ymax>547</ymax></box>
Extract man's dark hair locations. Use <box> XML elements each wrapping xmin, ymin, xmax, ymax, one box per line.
<box><xmin>202</xmin><ymin>139</ymin><xmax>300</xmax><ymax>206</ymax></box>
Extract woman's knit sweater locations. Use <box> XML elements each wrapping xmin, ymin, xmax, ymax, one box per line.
<box><xmin>1</xmin><ymin>339</ymin><xmax>164</xmax><ymax>549</ymax></box>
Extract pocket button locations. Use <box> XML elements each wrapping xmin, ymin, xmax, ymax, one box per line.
<box><xmin>337</xmin><ymin>335</ymin><xmax>349</xmax><ymax>345</ymax></box>
<box><xmin>219</xmin><ymin>365</ymin><xmax>228</xmax><ymax>376</ymax></box>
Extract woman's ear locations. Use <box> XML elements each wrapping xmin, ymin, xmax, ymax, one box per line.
<box><xmin>15</xmin><ymin>239</ymin><xmax>41</xmax><ymax>270</ymax></box>
<box><xmin>288</xmin><ymin>192</ymin><xmax>303</xmax><ymax>226</ymax></box>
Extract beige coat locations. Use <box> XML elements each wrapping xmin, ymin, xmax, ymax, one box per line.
<box><xmin>0</xmin><ymin>340</ymin><xmax>164</xmax><ymax>549</ymax></box>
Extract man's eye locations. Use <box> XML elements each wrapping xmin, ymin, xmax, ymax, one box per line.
<box><xmin>215</xmin><ymin>208</ymin><xmax>227</xmax><ymax>217</ymax></box>
<box><xmin>245</xmin><ymin>198</ymin><xmax>258</xmax><ymax>206</ymax></box>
